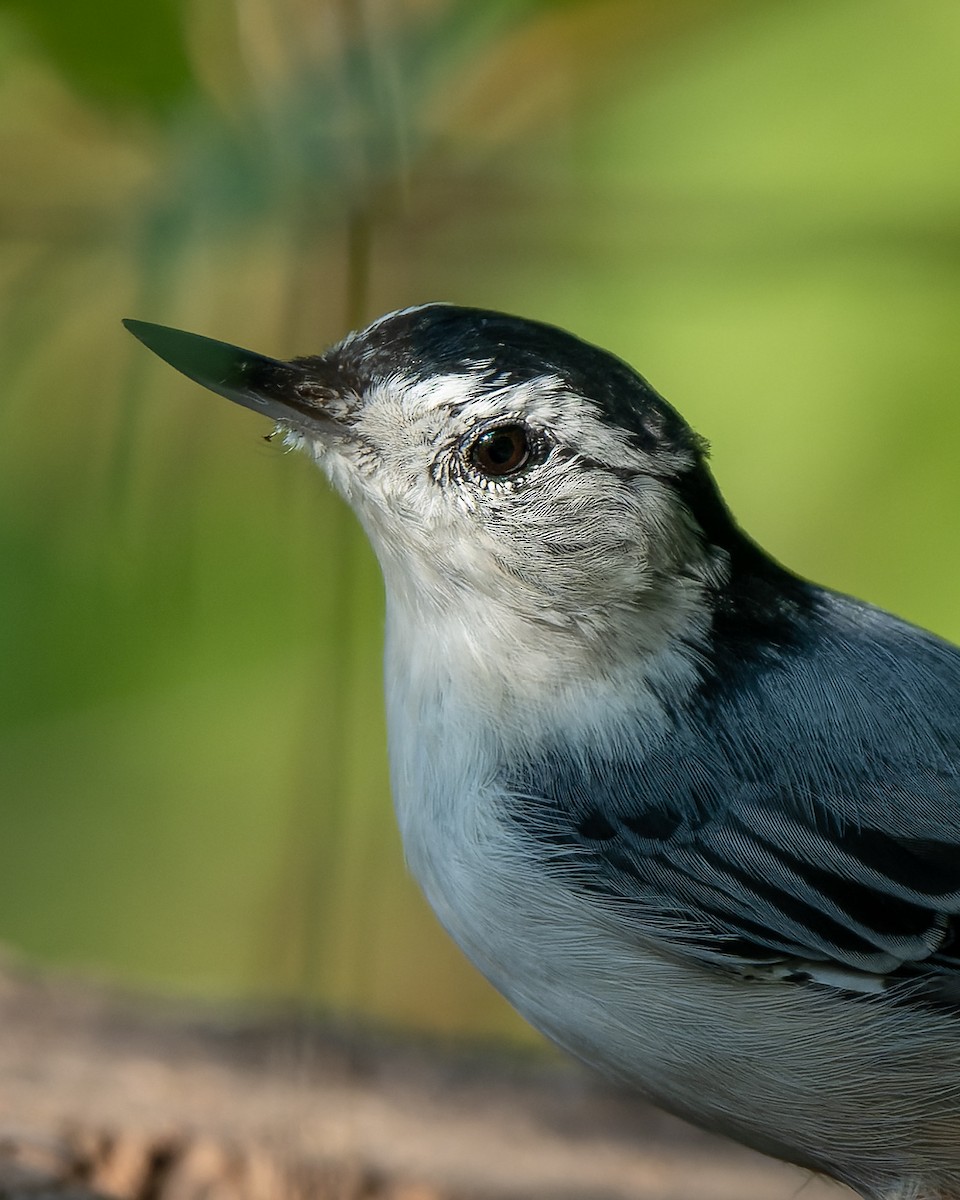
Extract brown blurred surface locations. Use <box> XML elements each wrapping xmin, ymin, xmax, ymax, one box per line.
<box><xmin>0</xmin><ymin>962</ymin><xmax>847</xmax><ymax>1200</ymax></box>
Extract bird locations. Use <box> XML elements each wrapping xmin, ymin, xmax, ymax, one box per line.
<box><xmin>124</xmin><ymin>303</ymin><xmax>960</xmax><ymax>1200</ymax></box>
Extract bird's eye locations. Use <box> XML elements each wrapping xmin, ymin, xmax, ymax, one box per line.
<box><xmin>471</xmin><ymin>424</ymin><xmax>532</xmax><ymax>477</ymax></box>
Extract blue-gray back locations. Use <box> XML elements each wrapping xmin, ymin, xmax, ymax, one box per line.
<box><xmin>508</xmin><ymin>583</ymin><xmax>960</xmax><ymax>996</ymax></box>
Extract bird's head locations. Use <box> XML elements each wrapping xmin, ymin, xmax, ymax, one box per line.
<box><xmin>125</xmin><ymin>304</ymin><xmax>741</xmax><ymax>705</ymax></box>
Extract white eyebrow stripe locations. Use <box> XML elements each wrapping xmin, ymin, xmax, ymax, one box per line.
<box><xmin>362</xmin><ymin>371</ymin><xmax>653</xmax><ymax>469</ymax></box>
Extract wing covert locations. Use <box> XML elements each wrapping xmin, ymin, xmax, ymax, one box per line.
<box><xmin>508</xmin><ymin>589</ymin><xmax>960</xmax><ymax>990</ymax></box>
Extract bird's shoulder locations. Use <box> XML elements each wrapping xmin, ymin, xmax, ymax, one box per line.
<box><xmin>506</xmin><ymin>582</ymin><xmax>960</xmax><ymax>1001</ymax></box>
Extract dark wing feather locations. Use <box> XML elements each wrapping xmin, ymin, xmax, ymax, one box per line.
<box><xmin>509</xmin><ymin>588</ymin><xmax>960</xmax><ymax>991</ymax></box>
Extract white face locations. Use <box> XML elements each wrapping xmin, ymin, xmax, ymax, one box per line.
<box><xmin>278</xmin><ymin>317</ymin><xmax>721</xmax><ymax>704</ymax></box>
<box><xmin>127</xmin><ymin>303</ymin><xmax>728</xmax><ymax>728</ymax></box>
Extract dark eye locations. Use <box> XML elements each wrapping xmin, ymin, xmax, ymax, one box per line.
<box><xmin>471</xmin><ymin>424</ymin><xmax>532</xmax><ymax>477</ymax></box>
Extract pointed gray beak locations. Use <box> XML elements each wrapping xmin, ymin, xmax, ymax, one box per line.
<box><xmin>123</xmin><ymin>319</ymin><xmax>335</xmax><ymax>428</ymax></box>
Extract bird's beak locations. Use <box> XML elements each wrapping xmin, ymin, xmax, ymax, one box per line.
<box><xmin>122</xmin><ymin>319</ymin><xmax>336</xmax><ymax>429</ymax></box>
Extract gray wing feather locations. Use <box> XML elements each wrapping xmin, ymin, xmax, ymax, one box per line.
<box><xmin>511</xmin><ymin>591</ymin><xmax>960</xmax><ymax>986</ymax></box>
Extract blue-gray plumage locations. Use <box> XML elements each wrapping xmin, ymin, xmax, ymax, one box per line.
<box><xmin>125</xmin><ymin>304</ymin><xmax>960</xmax><ymax>1200</ymax></box>
<box><xmin>514</xmin><ymin>594</ymin><xmax>960</xmax><ymax>981</ymax></box>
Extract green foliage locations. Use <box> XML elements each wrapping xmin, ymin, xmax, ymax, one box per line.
<box><xmin>2</xmin><ymin>0</ymin><xmax>193</xmax><ymax>109</ymax></box>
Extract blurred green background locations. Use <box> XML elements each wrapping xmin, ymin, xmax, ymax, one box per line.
<box><xmin>1</xmin><ymin>0</ymin><xmax>959</xmax><ymax>1042</ymax></box>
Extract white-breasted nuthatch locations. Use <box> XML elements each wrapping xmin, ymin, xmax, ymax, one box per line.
<box><xmin>125</xmin><ymin>304</ymin><xmax>960</xmax><ymax>1200</ymax></box>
